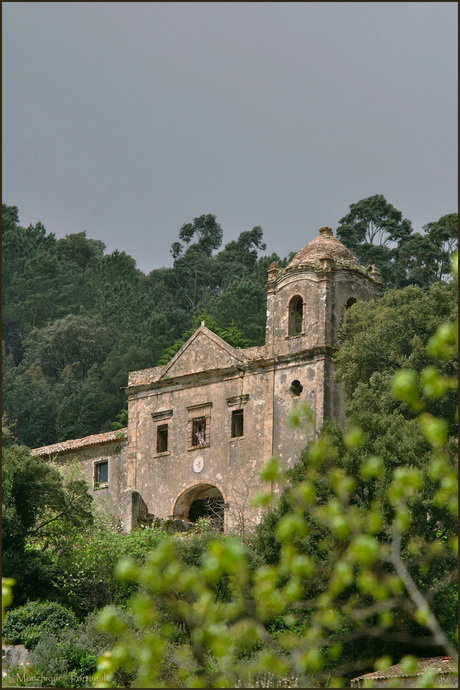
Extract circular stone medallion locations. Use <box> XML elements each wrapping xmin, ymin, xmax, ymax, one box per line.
<box><xmin>193</xmin><ymin>456</ymin><xmax>204</xmax><ymax>473</ymax></box>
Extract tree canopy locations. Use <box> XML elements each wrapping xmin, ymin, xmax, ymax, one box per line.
<box><xmin>2</xmin><ymin>206</ymin><xmax>274</xmax><ymax>445</ymax></box>
<box><xmin>336</xmin><ymin>195</ymin><xmax>457</xmax><ymax>289</ymax></box>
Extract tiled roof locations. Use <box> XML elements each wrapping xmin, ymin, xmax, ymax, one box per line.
<box><xmin>351</xmin><ymin>657</ymin><xmax>455</xmax><ymax>683</ymax></box>
<box><xmin>31</xmin><ymin>428</ymin><xmax>127</xmax><ymax>457</ymax></box>
<box><xmin>128</xmin><ymin>366</ymin><xmax>163</xmax><ymax>386</ymax></box>
<box><xmin>234</xmin><ymin>345</ymin><xmax>266</xmax><ymax>360</ymax></box>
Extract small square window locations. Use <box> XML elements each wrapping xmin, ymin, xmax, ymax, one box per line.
<box><xmin>94</xmin><ymin>461</ymin><xmax>108</xmax><ymax>488</ymax></box>
<box><xmin>157</xmin><ymin>424</ymin><xmax>168</xmax><ymax>453</ymax></box>
<box><xmin>231</xmin><ymin>410</ymin><xmax>244</xmax><ymax>438</ymax></box>
<box><xmin>192</xmin><ymin>417</ymin><xmax>206</xmax><ymax>446</ymax></box>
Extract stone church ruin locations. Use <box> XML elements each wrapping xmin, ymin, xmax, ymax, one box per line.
<box><xmin>32</xmin><ymin>228</ymin><xmax>383</xmax><ymax>532</ymax></box>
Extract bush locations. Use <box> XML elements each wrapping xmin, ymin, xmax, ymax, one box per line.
<box><xmin>3</xmin><ymin>608</ymin><xmax>137</xmax><ymax>688</ymax></box>
<box><xmin>2</xmin><ymin>600</ymin><xmax>77</xmax><ymax>650</ymax></box>
<box><xmin>52</xmin><ymin>523</ymin><xmax>170</xmax><ymax>617</ymax></box>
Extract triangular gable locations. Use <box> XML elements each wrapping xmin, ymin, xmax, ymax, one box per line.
<box><xmin>159</xmin><ymin>324</ymin><xmax>245</xmax><ymax>379</ymax></box>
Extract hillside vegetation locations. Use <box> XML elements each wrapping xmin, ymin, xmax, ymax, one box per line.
<box><xmin>2</xmin><ymin>199</ymin><xmax>457</xmax><ymax>687</ymax></box>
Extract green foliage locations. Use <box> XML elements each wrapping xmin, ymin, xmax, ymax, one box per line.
<box><xmin>44</xmin><ymin>522</ymin><xmax>169</xmax><ymax>618</ymax></box>
<box><xmin>207</xmin><ymin>277</ymin><xmax>268</xmax><ymax>346</ymax></box>
<box><xmin>2</xmin><ymin>577</ymin><xmax>15</xmax><ymax>621</ymax></box>
<box><xmin>2</xmin><ymin>440</ymin><xmax>93</xmax><ymax>549</ymax></box>
<box><xmin>2</xmin><ymin>431</ymin><xmax>94</xmax><ymax>605</ymax></box>
<box><xmin>334</xmin><ymin>281</ymin><xmax>457</xmax><ymax>430</ymax></box>
<box><xmin>2</xmin><ymin>600</ymin><xmax>78</xmax><ymax>649</ymax></box>
<box><xmin>2</xmin><ymin>204</ymin><xmax>274</xmax><ymax>445</ymax></box>
<box><xmin>3</xmin><ymin>609</ymin><xmax>137</xmax><ymax>688</ymax></box>
<box><xmin>336</xmin><ymin>194</ymin><xmax>413</xmax><ymax>287</ymax></box>
<box><xmin>396</xmin><ymin>213</ymin><xmax>458</xmax><ymax>288</ymax></box>
<box><xmin>336</xmin><ymin>195</ymin><xmax>457</xmax><ymax>290</ymax></box>
<box><xmin>109</xmin><ymin>408</ymin><xmax>128</xmax><ymax>431</ymax></box>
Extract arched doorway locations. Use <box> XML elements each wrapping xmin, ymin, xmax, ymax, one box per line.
<box><xmin>173</xmin><ymin>484</ymin><xmax>225</xmax><ymax>531</ymax></box>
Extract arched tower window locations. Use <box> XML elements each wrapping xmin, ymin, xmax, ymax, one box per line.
<box><xmin>288</xmin><ymin>295</ymin><xmax>303</xmax><ymax>336</ymax></box>
<box><xmin>339</xmin><ymin>297</ymin><xmax>358</xmax><ymax>344</ymax></box>
<box><xmin>346</xmin><ymin>297</ymin><xmax>357</xmax><ymax>310</ymax></box>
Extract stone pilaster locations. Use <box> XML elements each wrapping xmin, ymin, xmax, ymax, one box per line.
<box><xmin>126</xmin><ymin>394</ymin><xmax>138</xmax><ymax>489</ymax></box>
<box><xmin>265</xmin><ymin>262</ymin><xmax>279</xmax><ymax>358</ymax></box>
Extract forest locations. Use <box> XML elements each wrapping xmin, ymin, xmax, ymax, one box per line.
<box><xmin>2</xmin><ymin>197</ymin><xmax>458</xmax><ymax>687</ymax></box>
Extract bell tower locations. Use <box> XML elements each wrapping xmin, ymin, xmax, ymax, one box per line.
<box><xmin>265</xmin><ymin>228</ymin><xmax>383</xmax><ymax>461</ymax></box>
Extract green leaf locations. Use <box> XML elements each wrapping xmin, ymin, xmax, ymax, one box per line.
<box><xmin>392</xmin><ymin>370</ymin><xmax>424</xmax><ymax>411</ymax></box>
<box><xmin>260</xmin><ymin>456</ymin><xmax>282</xmax><ymax>482</ymax></box>
<box><xmin>419</xmin><ymin>413</ymin><xmax>448</xmax><ymax>448</ymax></box>
<box><xmin>348</xmin><ymin>535</ymin><xmax>379</xmax><ymax>565</ymax></box>
<box><xmin>374</xmin><ymin>655</ymin><xmax>392</xmax><ymax>671</ymax></box>
<box><xmin>276</xmin><ymin>513</ymin><xmax>307</xmax><ymax>542</ymax></box>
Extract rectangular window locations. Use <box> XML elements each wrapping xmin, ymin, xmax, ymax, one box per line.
<box><xmin>94</xmin><ymin>461</ymin><xmax>108</xmax><ymax>488</ymax></box>
<box><xmin>231</xmin><ymin>410</ymin><xmax>244</xmax><ymax>438</ymax></box>
<box><xmin>187</xmin><ymin>403</ymin><xmax>211</xmax><ymax>450</ymax></box>
<box><xmin>157</xmin><ymin>424</ymin><xmax>168</xmax><ymax>453</ymax></box>
<box><xmin>192</xmin><ymin>417</ymin><xmax>206</xmax><ymax>446</ymax></box>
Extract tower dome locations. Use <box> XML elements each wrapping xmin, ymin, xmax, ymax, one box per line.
<box><xmin>280</xmin><ymin>226</ymin><xmax>358</xmax><ymax>276</ymax></box>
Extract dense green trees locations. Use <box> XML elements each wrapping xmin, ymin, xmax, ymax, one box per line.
<box><xmin>336</xmin><ymin>195</ymin><xmax>457</xmax><ymax>289</ymax></box>
<box><xmin>2</xmin><ymin>206</ymin><xmax>274</xmax><ymax>446</ymax></box>
<box><xmin>395</xmin><ymin>213</ymin><xmax>458</xmax><ymax>289</ymax></box>
<box><xmin>336</xmin><ymin>194</ymin><xmax>413</xmax><ymax>287</ymax></box>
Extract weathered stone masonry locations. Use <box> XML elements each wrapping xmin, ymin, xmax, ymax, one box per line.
<box><xmin>32</xmin><ymin>228</ymin><xmax>383</xmax><ymax>532</ymax></box>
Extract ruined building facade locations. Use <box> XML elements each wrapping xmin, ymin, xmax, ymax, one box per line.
<box><xmin>32</xmin><ymin>228</ymin><xmax>383</xmax><ymax>532</ymax></box>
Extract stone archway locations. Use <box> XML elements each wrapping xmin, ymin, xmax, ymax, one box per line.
<box><xmin>173</xmin><ymin>483</ymin><xmax>225</xmax><ymax>531</ymax></box>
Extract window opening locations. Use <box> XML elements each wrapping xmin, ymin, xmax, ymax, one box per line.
<box><xmin>288</xmin><ymin>295</ymin><xmax>303</xmax><ymax>336</ymax></box>
<box><xmin>231</xmin><ymin>410</ymin><xmax>244</xmax><ymax>437</ymax></box>
<box><xmin>346</xmin><ymin>297</ymin><xmax>357</xmax><ymax>310</ymax></box>
<box><xmin>192</xmin><ymin>417</ymin><xmax>206</xmax><ymax>446</ymax></box>
<box><xmin>94</xmin><ymin>461</ymin><xmax>108</xmax><ymax>487</ymax></box>
<box><xmin>157</xmin><ymin>424</ymin><xmax>168</xmax><ymax>453</ymax></box>
<box><xmin>340</xmin><ymin>297</ymin><xmax>358</xmax><ymax>343</ymax></box>
<box><xmin>289</xmin><ymin>380</ymin><xmax>303</xmax><ymax>397</ymax></box>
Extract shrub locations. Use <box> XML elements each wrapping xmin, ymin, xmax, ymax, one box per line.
<box><xmin>2</xmin><ymin>600</ymin><xmax>77</xmax><ymax>649</ymax></box>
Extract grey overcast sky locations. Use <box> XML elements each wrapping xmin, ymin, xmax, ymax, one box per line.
<box><xmin>2</xmin><ymin>2</ymin><xmax>458</xmax><ymax>274</ymax></box>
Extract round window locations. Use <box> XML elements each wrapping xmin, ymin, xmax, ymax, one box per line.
<box><xmin>289</xmin><ymin>380</ymin><xmax>303</xmax><ymax>396</ymax></box>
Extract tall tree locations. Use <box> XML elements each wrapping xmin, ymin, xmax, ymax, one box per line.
<box><xmin>2</xmin><ymin>206</ymin><xmax>61</xmax><ymax>364</ymax></box>
<box><xmin>169</xmin><ymin>214</ymin><xmax>224</xmax><ymax>313</ymax></box>
<box><xmin>336</xmin><ymin>194</ymin><xmax>413</xmax><ymax>287</ymax></box>
<box><xmin>394</xmin><ymin>213</ymin><xmax>458</xmax><ymax>289</ymax></box>
<box><xmin>214</xmin><ymin>226</ymin><xmax>266</xmax><ymax>291</ymax></box>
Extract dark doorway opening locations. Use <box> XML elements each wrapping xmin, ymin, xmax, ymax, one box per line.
<box><xmin>188</xmin><ymin>497</ymin><xmax>224</xmax><ymax>531</ymax></box>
